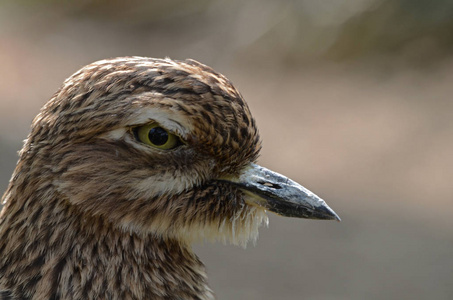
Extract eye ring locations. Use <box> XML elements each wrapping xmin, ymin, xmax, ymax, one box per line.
<box><xmin>133</xmin><ymin>123</ymin><xmax>182</xmax><ymax>150</ymax></box>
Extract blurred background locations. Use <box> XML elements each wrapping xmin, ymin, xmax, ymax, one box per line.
<box><xmin>0</xmin><ymin>0</ymin><xmax>452</xmax><ymax>299</ymax></box>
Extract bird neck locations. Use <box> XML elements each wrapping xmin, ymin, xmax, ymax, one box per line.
<box><xmin>0</xmin><ymin>187</ymin><xmax>215</xmax><ymax>299</ymax></box>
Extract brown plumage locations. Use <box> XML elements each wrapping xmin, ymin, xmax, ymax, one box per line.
<box><xmin>0</xmin><ymin>57</ymin><xmax>339</xmax><ymax>299</ymax></box>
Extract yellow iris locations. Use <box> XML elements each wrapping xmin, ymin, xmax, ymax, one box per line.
<box><xmin>136</xmin><ymin>123</ymin><xmax>181</xmax><ymax>150</ymax></box>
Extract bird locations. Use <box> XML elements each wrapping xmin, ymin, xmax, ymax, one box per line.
<box><xmin>0</xmin><ymin>56</ymin><xmax>340</xmax><ymax>300</ymax></box>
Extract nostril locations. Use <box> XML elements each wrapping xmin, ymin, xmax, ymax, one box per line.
<box><xmin>258</xmin><ymin>181</ymin><xmax>282</xmax><ymax>189</ymax></box>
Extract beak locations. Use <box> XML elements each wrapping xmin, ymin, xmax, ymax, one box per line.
<box><xmin>221</xmin><ymin>163</ymin><xmax>340</xmax><ymax>221</ymax></box>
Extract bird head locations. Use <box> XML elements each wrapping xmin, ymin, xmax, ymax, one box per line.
<box><xmin>21</xmin><ymin>57</ymin><xmax>339</xmax><ymax>247</ymax></box>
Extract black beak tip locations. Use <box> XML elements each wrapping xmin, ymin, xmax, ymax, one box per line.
<box><xmin>333</xmin><ymin>214</ymin><xmax>342</xmax><ymax>222</ymax></box>
<box><xmin>317</xmin><ymin>205</ymin><xmax>341</xmax><ymax>222</ymax></box>
<box><xmin>265</xmin><ymin>198</ymin><xmax>341</xmax><ymax>221</ymax></box>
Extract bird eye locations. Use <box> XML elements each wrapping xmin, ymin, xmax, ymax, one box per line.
<box><xmin>135</xmin><ymin>123</ymin><xmax>181</xmax><ymax>150</ymax></box>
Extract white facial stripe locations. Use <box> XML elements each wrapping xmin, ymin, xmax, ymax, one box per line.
<box><xmin>99</xmin><ymin>105</ymin><xmax>193</xmax><ymax>142</ymax></box>
<box><xmin>133</xmin><ymin>172</ymin><xmax>199</xmax><ymax>197</ymax></box>
<box><xmin>128</xmin><ymin>106</ymin><xmax>193</xmax><ymax>139</ymax></box>
<box><xmin>102</xmin><ymin>128</ymin><xmax>128</xmax><ymax>140</ymax></box>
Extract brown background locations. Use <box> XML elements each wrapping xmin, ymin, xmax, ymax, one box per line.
<box><xmin>1</xmin><ymin>1</ymin><xmax>452</xmax><ymax>299</ymax></box>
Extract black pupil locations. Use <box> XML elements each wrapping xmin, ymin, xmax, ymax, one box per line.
<box><xmin>148</xmin><ymin>127</ymin><xmax>169</xmax><ymax>145</ymax></box>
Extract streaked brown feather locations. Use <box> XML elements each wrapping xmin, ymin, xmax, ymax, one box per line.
<box><xmin>0</xmin><ymin>57</ymin><xmax>267</xmax><ymax>299</ymax></box>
